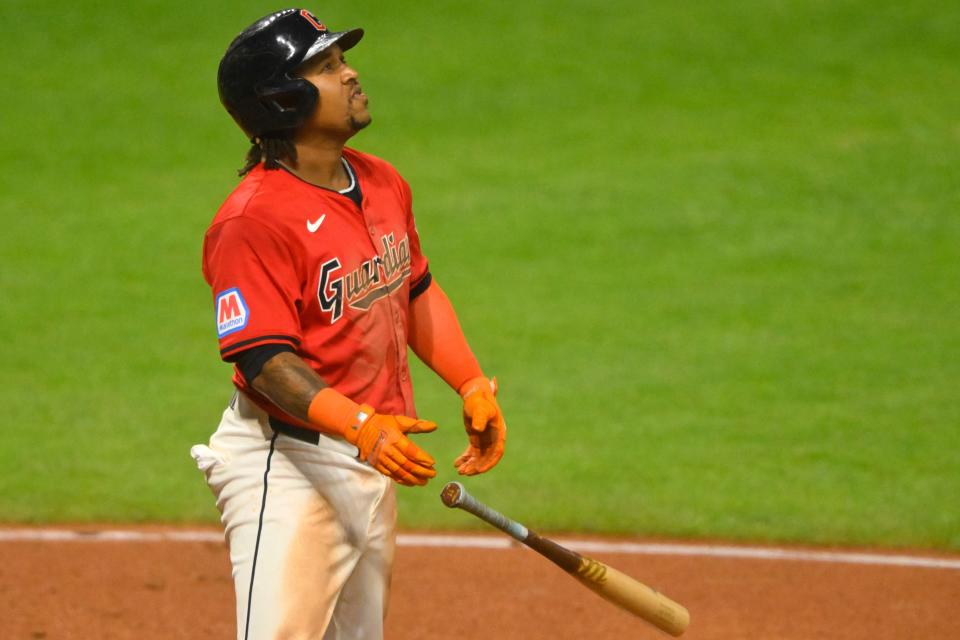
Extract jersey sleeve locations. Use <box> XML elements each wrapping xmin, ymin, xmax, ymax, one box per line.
<box><xmin>399</xmin><ymin>175</ymin><xmax>430</xmax><ymax>289</ymax></box>
<box><xmin>202</xmin><ymin>217</ymin><xmax>303</xmax><ymax>361</ymax></box>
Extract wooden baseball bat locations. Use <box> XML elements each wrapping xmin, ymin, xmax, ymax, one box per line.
<box><xmin>440</xmin><ymin>482</ymin><xmax>690</xmax><ymax>636</ymax></box>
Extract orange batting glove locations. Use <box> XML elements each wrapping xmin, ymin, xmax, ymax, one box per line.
<box><xmin>308</xmin><ymin>389</ymin><xmax>438</xmax><ymax>486</ymax></box>
<box><xmin>454</xmin><ymin>376</ymin><xmax>506</xmax><ymax>475</ymax></box>
<box><xmin>345</xmin><ymin>406</ymin><xmax>438</xmax><ymax>486</ymax></box>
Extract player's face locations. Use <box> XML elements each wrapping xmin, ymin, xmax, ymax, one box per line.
<box><xmin>296</xmin><ymin>45</ymin><xmax>371</xmax><ymax>138</ymax></box>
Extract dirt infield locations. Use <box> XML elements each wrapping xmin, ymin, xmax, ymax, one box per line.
<box><xmin>2</xmin><ymin>528</ymin><xmax>959</xmax><ymax>639</ymax></box>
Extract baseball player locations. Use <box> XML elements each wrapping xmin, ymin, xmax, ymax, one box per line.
<box><xmin>189</xmin><ymin>9</ymin><xmax>507</xmax><ymax>640</ymax></box>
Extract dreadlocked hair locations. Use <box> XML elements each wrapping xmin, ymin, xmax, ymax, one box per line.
<box><xmin>238</xmin><ymin>135</ymin><xmax>298</xmax><ymax>176</ymax></box>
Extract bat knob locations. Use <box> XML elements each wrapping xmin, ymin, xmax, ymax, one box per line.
<box><xmin>440</xmin><ymin>482</ymin><xmax>464</xmax><ymax>508</ymax></box>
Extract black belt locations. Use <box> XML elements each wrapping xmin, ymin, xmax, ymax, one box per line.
<box><xmin>269</xmin><ymin>416</ymin><xmax>321</xmax><ymax>445</ymax></box>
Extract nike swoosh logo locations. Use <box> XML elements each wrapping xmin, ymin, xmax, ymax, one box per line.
<box><xmin>306</xmin><ymin>214</ymin><xmax>326</xmax><ymax>233</ymax></box>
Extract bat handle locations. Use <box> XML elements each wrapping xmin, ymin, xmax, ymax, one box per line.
<box><xmin>441</xmin><ymin>482</ymin><xmax>529</xmax><ymax>542</ymax></box>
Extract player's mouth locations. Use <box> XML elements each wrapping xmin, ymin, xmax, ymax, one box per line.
<box><xmin>351</xmin><ymin>86</ymin><xmax>368</xmax><ymax>105</ymax></box>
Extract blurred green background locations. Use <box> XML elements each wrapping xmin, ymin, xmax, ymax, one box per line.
<box><xmin>1</xmin><ymin>0</ymin><xmax>957</xmax><ymax>549</ymax></box>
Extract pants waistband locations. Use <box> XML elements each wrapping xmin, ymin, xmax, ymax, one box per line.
<box><xmin>268</xmin><ymin>416</ymin><xmax>321</xmax><ymax>445</ymax></box>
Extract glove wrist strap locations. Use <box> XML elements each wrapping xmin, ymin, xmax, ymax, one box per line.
<box><xmin>307</xmin><ymin>388</ymin><xmax>369</xmax><ymax>439</ymax></box>
<box><xmin>458</xmin><ymin>375</ymin><xmax>495</xmax><ymax>399</ymax></box>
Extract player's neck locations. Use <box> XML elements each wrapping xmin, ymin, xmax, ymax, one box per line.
<box><xmin>285</xmin><ymin>140</ymin><xmax>351</xmax><ymax>191</ymax></box>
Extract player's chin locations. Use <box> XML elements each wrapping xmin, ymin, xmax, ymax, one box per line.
<box><xmin>349</xmin><ymin>112</ymin><xmax>372</xmax><ymax>131</ymax></box>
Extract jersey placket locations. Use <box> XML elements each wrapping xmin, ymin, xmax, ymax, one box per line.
<box><xmin>359</xmin><ymin>195</ymin><xmax>414</xmax><ymax>412</ymax></box>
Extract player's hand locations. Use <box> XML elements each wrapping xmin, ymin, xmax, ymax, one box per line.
<box><xmin>454</xmin><ymin>376</ymin><xmax>506</xmax><ymax>475</ymax></box>
<box><xmin>344</xmin><ymin>406</ymin><xmax>438</xmax><ymax>486</ymax></box>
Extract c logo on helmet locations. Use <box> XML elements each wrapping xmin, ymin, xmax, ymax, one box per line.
<box><xmin>300</xmin><ymin>10</ymin><xmax>326</xmax><ymax>31</ymax></box>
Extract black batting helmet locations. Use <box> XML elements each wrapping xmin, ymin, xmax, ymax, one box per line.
<box><xmin>218</xmin><ymin>8</ymin><xmax>363</xmax><ymax>141</ymax></box>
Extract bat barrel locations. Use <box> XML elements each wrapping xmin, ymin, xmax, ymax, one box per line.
<box><xmin>577</xmin><ymin>562</ymin><xmax>690</xmax><ymax>636</ymax></box>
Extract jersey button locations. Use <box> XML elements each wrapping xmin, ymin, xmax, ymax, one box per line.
<box><xmin>368</xmin><ymin>225</ymin><xmax>377</xmax><ymax>236</ymax></box>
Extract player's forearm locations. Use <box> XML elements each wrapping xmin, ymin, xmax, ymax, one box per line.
<box><xmin>251</xmin><ymin>352</ymin><xmax>373</xmax><ymax>439</ymax></box>
<box><xmin>408</xmin><ymin>280</ymin><xmax>484</xmax><ymax>392</ymax></box>
<box><xmin>251</xmin><ymin>351</ymin><xmax>329</xmax><ymax>423</ymax></box>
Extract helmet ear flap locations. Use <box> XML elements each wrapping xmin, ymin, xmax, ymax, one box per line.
<box><xmin>255</xmin><ymin>78</ymin><xmax>320</xmax><ymax>133</ymax></box>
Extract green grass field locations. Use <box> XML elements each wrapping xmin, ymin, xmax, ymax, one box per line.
<box><xmin>1</xmin><ymin>0</ymin><xmax>957</xmax><ymax>550</ymax></box>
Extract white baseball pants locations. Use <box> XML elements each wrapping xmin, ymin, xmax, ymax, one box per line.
<box><xmin>192</xmin><ymin>392</ymin><xmax>396</xmax><ymax>640</ymax></box>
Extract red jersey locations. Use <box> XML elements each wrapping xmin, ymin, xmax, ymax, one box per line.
<box><xmin>202</xmin><ymin>147</ymin><xmax>429</xmax><ymax>425</ymax></box>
